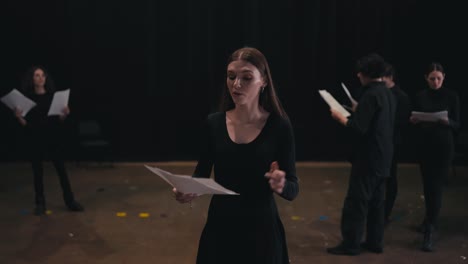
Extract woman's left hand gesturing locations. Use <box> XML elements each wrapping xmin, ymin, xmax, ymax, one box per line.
<box><xmin>265</xmin><ymin>161</ymin><xmax>285</xmax><ymax>194</ymax></box>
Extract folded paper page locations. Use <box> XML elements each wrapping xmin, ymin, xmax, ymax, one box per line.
<box><xmin>318</xmin><ymin>90</ymin><xmax>351</xmax><ymax>117</ymax></box>
<box><xmin>144</xmin><ymin>165</ymin><xmax>239</xmax><ymax>195</ymax></box>
<box><xmin>48</xmin><ymin>89</ymin><xmax>70</xmax><ymax>116</ymax></box>
<box><xmin>411</xmin><ymin>110</ymin><xmax>448</xmax><ymax>122</ymax></box>
<box><xmin>0</xmin><ymin>89</ymin><xmax>36</xmax><ymax>117</ymax></box>
<box><xmin>341</xmin><ymin>82</ymin><xmax>358</xmax><ymax>106</ymax></box>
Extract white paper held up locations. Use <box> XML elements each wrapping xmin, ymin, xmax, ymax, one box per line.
<box><xmin>48</xmin><ymin>89</ymin><xmax>70</xmax><ymax>116</ymax></box>
<box><xmin>341</xmin><ymin>82</ymin><xmax>358</xmax><ymax>106</ymax></box>
<box><xmin>0</xmin><ymin>89</ymin><xmax>36</xmax><ymax>117</ymax></box>
<box><xmin>318</xmin><ymin>90</ymin><xmax>351</xmax><ymax>117</ymax></box>
<box><xmin>411</xmin><ymin>110</ymin><xmax>448</xmax><ymax>122</ymax></box>
<box><xmin>144</xmin><ymin>165</ymin><xmax>239</xmax><ymax>195</ymax></box>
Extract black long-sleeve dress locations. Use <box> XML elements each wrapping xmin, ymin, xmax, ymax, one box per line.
<box><xmin>26</xmin><ymin>92</ymin><xmax>64</xmax><ymax>146</ymax></box>
<box><xmin>193</xmin><ymin>112</ymin><xmax>299</xmax><ymax>264</ymax></box>
<box><xmin>23</xmin><ymin>92</ymin><xmax>75</xmax><ymax>206</ymax></box>
<box><xmin>412</xmin><ymin>87</ymin><xmax>460</xmax><ymax>227</ymax></box>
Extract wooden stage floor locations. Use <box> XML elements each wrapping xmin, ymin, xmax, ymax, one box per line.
<box><xmin>0</xmin><ymin>162</ymin><xmax>467</xmax><ymax>264</ymax></box>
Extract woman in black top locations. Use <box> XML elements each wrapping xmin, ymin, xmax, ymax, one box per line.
<box><xmin>411</xmin><ymin>62</ymin><xmax>460</xmax><ymax>252</ymax></box>
<box><xmin>173</xmin><ymin>47</ymin><xmax>299</xmax><ymax>264</ymax></box>
<box><xmin>14</xmin><ymin>66</ymin><xmax>83</xmax><ymax>215</ymax></box>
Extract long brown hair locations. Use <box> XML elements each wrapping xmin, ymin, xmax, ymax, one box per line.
<box><xmin>20</xmin><ymin>65</ymin><xmax>56</xmax><ymax>96</ymax></box>
<box><xmin>424</xmin><ymin>62</ymin><xmax>445</xmax><ymax>76</ymax></box>
<box><xmin>219</xmin><ymin>47</ymin><xmax>288</xmax><ymax>119</ymax></box>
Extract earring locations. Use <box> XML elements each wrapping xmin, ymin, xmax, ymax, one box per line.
<box><xmin>262</xmin><ymin>86</ymin><xmax>265</xmax><ymax>93</ymax></box>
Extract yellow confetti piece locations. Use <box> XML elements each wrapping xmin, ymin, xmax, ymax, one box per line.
<box><xmin>139</xmin><ymin>213</ymin><xmax>150</xmax><ymax>218</ymax></box>
<box><xmin>116</xmin><ymin>212</ymin><xmax>127</xmax><ymax>217</ymax></box>
<box><xmin>46</xmin><ymin>210</ymin><xmax>52</xmax><ymax>215</ymax></box>
<box><xmin>291</xmin><ymin>216</ymin><xmax>302</xmax><ymax>221</ymax></box>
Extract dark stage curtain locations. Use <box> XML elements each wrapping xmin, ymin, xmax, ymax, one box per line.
<box><xmin>1</xmin><ymin>0</ymin><xmax>466</xmax><ymax>162</ymax></box>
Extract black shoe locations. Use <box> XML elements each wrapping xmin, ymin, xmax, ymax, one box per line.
<box><xmin>66</xmin><ymin>201</ymin><xmax>84</xmax><ymax>212</ymax></box>
<box><xmin>422</xmin><ymin>226</ymin><xmax>435</xmax><ymax>252</ymax></box>
<box><xmin>327</xmin><ymin>243</ymin><xmax>360</xmax><ymax>256</ymax></box>
<box><xmin>415</xmin><ymin>222</ymin><xmax>426</xmax><ymax>233</ymax></box>
<box><xmin>34</xmin><ymin>204</ymin><xmax>46</xmax><ymax>216</ymax></box>
<box><xmin>361</xmin><ymin>242</ymin><xmax>383</xmax><ymax>254</ymax></box>
<box><xmin>416</xmin><ymin>218</ymin><xmax>428</xmax><ymax>233</ymax></box>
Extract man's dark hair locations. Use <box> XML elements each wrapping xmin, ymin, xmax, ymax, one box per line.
<box><xmin>356</xmin><ymin>53</ymin><xmax>387</xmax><ymax>78</ymax></box>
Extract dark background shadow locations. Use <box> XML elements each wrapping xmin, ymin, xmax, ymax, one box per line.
<box><xmin>1</xmin><ymin>0</ymin><xmax>466</xmax><ymax>162</ymax></box>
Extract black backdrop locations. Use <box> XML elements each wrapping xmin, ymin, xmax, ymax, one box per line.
<box><xmin>1</xmin><ymin>0</ymin><xmax>467</xmax><ymax>162</ymax></box>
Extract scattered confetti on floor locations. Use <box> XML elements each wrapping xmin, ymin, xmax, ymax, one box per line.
<box><xmin>291</xmin><ymin>216</ymin><xmax>303</xmax><ymax>221</ymax></box>
<box><xmin>319</xmin><ymin>215</ymin><xmax>328</xmax><ymax>221</ymax></box>
<box><xmin>20</xmin><ymin>209</ymin><xmax>29</xmax><ymax>215</ymax></box>
<box><xmin>116</xmin><ymin>212</ymin><xmax>127</xmax><ymax>217</ymax></box>
<box><xmin>139</xmin><ymin>212</ymin><xmax>150</xmax><ymax>218</ymax></box>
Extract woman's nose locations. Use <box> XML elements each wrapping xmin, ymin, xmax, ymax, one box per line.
<box><xmin>233</xmin><ymin>78</ymin><xmax>241</xmax><ymax>88</ymax></box>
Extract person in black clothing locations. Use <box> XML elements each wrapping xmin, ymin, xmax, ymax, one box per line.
<box><xmin>382</xmin><ymin>64</ymin><xmax>411</xmax><ymax>226</ymax></box>
<box><xmin>173</xmin><ymin>47</ymin><xmax>299</xmax><ymax>264</ymax></box>
<box><xmin>14</xmin><ymin>65</ymin><xmax>83</xmax><ymax>216</ymax></box>
<box><xmin>410</xmin><ymin>62</ymin><xmax>460</xmax><ymax>252</ymax></box>
<box><xmin>327</xmin><ymin>53</ymin><xmax>396</xmax><ymax>255</ymax></box>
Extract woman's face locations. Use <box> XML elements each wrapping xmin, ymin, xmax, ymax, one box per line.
<box><xmin>425</xmin><ymin>70</ymin><xmax>445</xmax><ymax>90</ymax></box>
<box><xmin>226</xmin><ymin>60</ymin><xmax>265</xmax><ymax>106</ymax></box>
<box><xmin>33</xmin><ymin>69</ymin><xmax>46</xmax><ymax>88</ymax></box>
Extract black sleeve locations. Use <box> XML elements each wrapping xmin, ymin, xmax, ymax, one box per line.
<box><xmin>192</xmin><ymin>116</ymin><xmax>214</xmax><ymax>178</ymax></box>
<box><xmin>346</xmin><ymin>92</ymin><xmax>378</xmax><ymax>135</ymax></box>
<box><xmin>412</xmin><ymin>92</ymin><xmax>422</xmax><ymax>112</ymax></box>
<box><xmin>448</xmin><ymin>91</ymin><xmax>461</xmax><ymax>132</ymax></box>
<box><xmin>277</xmin><ymin>119</ymin><xmax>299</xmax><ymax>201</ymax></box>
<box><xmin>400</xmin><ymin>93</ymin><xmax>412</xmax><ymax>126</ymax></box>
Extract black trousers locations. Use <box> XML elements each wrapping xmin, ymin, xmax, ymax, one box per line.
<box><xmin>384</xmin><ymin>154</ymin><xmax>398</xmax><ymax>221</ymax></box>
<box><xmin>341</xmin><ymin>162</ymin><xmax>386</xmax><ymax>249</ymax></box>
<box><xmin>419</xmin><ymin>160</ymin><xmax>449</xmax><ymax>227</ymax></box>
<box><xmin>418</xmin><ymin>131</ymin><xmax>453</xmax><ymax>228</ymax></box>
<box><xmin>29</xmin><ymin>136</ymin><xmax>75</xmax><ymax>206</ymax></box>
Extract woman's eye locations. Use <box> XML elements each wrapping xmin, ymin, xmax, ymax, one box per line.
<box><xmin>228</xmin><ymin>75</ymin><xmax>235</xmax><ymax>80</ymax></box>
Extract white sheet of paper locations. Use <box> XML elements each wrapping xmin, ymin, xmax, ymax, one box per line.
<box><xmin>144</xmin><ymin>165</ymin><xmax>239</xmax><ymax>195</ymax></box>
<box><xmin>341</xmin><ymin>82</ymin><xmax>358</xmax><ymax>106</ymax></box>
<box><xmin>0</xmin><ymin>89</ymin><xmax>36</xmax><ymax>117</ymax></box>
<box><xmin>318</xmin><ymin>90</ymin><xmax>351</xmax><ymax>117</ymax></box>
<box><xmin>411</xmin><ymin>110</ymin><xmax>448</xmax><ymax>122</ymax></box>
<box><xmin>48</xmin><ymin>89</ymin><xmax>70</xmax><ymax>116</ymax></box>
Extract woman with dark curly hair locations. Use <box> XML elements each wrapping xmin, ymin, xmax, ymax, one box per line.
<box><xmin>14</xmin><ymin>65</ymin><xmax>83</xmax><ymax>216</ymax></box>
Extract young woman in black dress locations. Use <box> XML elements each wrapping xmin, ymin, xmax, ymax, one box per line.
<box><xmin>411</xmin><ymin>62</ymin><xmax>460</xmax><ymax>252</ymax></box>
<box><xmin>174</xmin><ymin>47</ymin><xmax>299</xmax><ymax>264</ymax></box>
